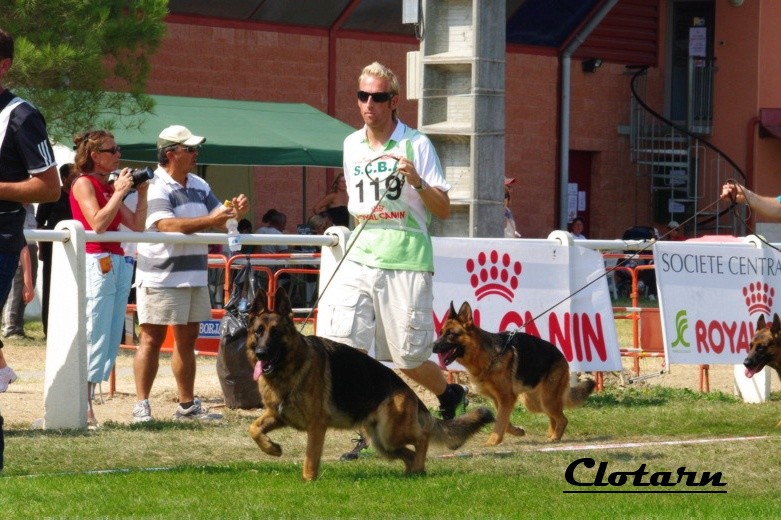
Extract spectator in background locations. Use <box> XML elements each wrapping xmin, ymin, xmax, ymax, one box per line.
<box><xmin>569</xmin><ymin>216</ymin><xmax>587</xmax><ymax>239</ymax></box>
<box><xmin>132</xmin><ymin>125</ymin><xmax>248</xmax><ymax>422</ymax></box>
<box><xmin>666</xmin><ymin>220</ymin><xmax>686</xmax><ymax>241</ymax></box>
<box><xmin>256</xmin><ymin>210</ymin><xmax>289</xmax><ymax>254</ymax></box>
<box><xmin>307</xmin><ymin>212</ymin><xmax>332</xmax><ymax>235</ymax></box>
<box><xmin>237</xmin><ymin>218</ymin><xmax>254</xmax><ymax>254</ymax></box>
<box><xmin>312</xmin><ymin>173</ymin><xmax>350</xmax><ymax>227</ymax></box>
<box><xmin>2</xmin><ymin>204</ymin><xmax>38</xmax><ymax>338</ymax></box>
<box><xmin>36</xmin><ymin>162</ymin><xmax>78</xmax><ymax>336</ymax></box>
<box><xmin>503</xmin><ymin>177</ymin><xmax>520</xmax><ymax>238</ymax></box>
<box><xmin>70</xmin><ymin>129</ymin><xmax>149</xmax><ymax>427</ymax></box>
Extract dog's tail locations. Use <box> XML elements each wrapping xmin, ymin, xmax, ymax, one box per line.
<box><xmin>430</xmin><ymin>407</ymin><xmax>495</xmax><ymax>451</ymax></box>
<box><xmin>565</xmin><ymin>379</ymin><xmax>596</xmax><ymax>408</ymax></box>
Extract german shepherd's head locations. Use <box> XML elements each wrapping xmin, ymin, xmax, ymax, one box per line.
<box><xmin>745</xmin><ymin>313</ymin><xmax>781</xmax><ymax>377</ymax></box>
<box><xmin>246</xmin><ymin>287</ymin><xmax>298</xmax><ymax>380</ymax></box>
<box><xmin>433</xmin><ymin>301</ymin><xmax>476</xmax><ymax>367</ymax></box>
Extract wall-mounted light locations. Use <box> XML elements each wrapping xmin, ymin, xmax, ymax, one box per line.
<box><xmin>729</xmin><ymin>0</ymin><xmax>744</xmax><ymax>6</ymax></box>
<box><xmin>582</xmin><ymin>58</ymin><xmax>602</xmax><ymax>73</ymax></box>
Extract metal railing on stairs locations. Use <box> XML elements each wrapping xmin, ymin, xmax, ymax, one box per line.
<box><xmin>629</xmin><ymin>63</ymin><xmax>747</xmax><ymax>237</ymax></box>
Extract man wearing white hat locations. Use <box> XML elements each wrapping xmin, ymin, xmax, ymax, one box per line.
<box><xmin>132</xmin><ymin>125</ymin><xmax>249</xmax><ymax>422</ymax></box>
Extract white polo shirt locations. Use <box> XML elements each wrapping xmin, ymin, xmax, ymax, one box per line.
<box><xmin>342</xmin><ymin>120</ymin><xmax>450</xmax><ymax>272</ymax></box>
<box><xmin>136</xmin><ymin>166</ymin><xmax>221</xmax><ymax>287</ymax></box>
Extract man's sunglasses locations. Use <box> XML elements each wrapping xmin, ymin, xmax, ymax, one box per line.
<box><xmin>357</xmin><ymin>90</ymin><xmax>394</xmax><ymax>103</ymax></box>
<box><xmin>174</xmin><ymin>145</ymin><xmax>200</xmax><ymax>153</ymax></box>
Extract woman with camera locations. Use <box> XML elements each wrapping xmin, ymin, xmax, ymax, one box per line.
<box><xmin>70</xmin><ymin>130</ymin><xmax>149</xmax><ymax>427</ymax></box>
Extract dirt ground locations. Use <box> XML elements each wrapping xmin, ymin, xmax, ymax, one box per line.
<box><xmin>0</xmin><ymin>333</ymin><xmax>778</xmax><ymax>428</ymax></box>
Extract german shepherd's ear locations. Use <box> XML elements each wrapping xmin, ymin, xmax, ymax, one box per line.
<box><xmin>457</xmin><ymin>301</ymin><xmax>473</xmax><ymax>325</ymax></box>
<box><xmin>274</xmin><ymin>286</ymin><xmax>293</xmax><ymax>318</ymax></box>
<box><xmin>448</xmin><ymin>301</ymin><xmax>457</xmax><ymax>320</ymax></box>
<box><xmin>772</xmin><ymin>313</ymin><xmax>781</xmax><ymax>334</ymax></box>
<box><xmin>249</xmin><ymin>288</ymin><xmax>268</xmax><ymax>315</ymax></box>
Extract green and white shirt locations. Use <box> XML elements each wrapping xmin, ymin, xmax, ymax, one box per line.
<box><xmin>343</xmin><ymin>120</ymin><xmax>450</xmax><ymax>272</ymax></box>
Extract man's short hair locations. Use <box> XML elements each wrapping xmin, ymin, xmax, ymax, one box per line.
<box><xmin>359</xmin><ymin>62</ymin><xmax>400</xmax><ymax>97</ymax></box>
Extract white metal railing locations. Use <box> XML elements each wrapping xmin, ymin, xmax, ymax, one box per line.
<box><xmin>36</xmin><ymin>220</ymin><xmax>339</xmax><ymax>429</ymax></box>
<box><xmin>31</xmin><ymin>223</ymin><xmax>771</xmax><ymax>429</ymax></box>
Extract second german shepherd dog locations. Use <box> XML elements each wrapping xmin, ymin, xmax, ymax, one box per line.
<box><xmin>744</xmin><ymin>313</ymin><xmax>781</xmax><ymax>427</ymax></box>
<box><xmin>245</xmin><ymin>288</ymin><xmax>494</xmax><ymax>481</ymax></box>
<box><xmin>433</xmin><ymin>301</ymin><xmax>595</xmax><ymax>445</ymax></box>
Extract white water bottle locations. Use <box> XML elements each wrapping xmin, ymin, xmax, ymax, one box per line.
<box><xmin>224</xmin><ymin>200</ymin><xmax>242</xmax><ymax>253</ymax></box>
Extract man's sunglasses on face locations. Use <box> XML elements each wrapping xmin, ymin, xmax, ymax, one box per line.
<box><xmin>357</xmin><ymin>90</ymin><xmax>393</xmax><ymax>103</ymax></box>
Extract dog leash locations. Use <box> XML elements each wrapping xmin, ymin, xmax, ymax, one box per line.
<box><xmin>510</xmin><ymin>194</ymin><xmax>734</xmax><ymax>335</ymax></box>
<box><xmin>297</xmin><ymin>154</ymin><xmax>403</xmax><ymax>330</ymax></box>
<box><xmin>723</xmin><ymin>179</ymin><xmax>781</xmax><ymax>254</ymax></box>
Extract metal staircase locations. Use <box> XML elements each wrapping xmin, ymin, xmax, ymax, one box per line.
<box><xmin>629</xmin><ymin>63</ymin><xmax>746</xmax><ymax>237</ymax></box>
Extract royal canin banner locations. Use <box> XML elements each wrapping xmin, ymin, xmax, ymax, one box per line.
<box><xmin>654</xmin><ymin>240</ymin><xmax>772</xmax><ymax>365</ymax></box>
<box><xmin>431</xmin><ymin>238</ymin><xmax>622</xmax><ymax>372</ymax></box>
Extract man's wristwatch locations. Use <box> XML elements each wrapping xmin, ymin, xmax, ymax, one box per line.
<box><xmin>413</xmin><ymin>178</ymin><xmax>429</xmax><ymax>192</ymax></box>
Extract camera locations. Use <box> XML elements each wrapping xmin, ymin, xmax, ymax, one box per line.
<box><xmin>107</xmin><ymin>167</ymin><xmax>154</xmax><ymax>187</ymax></box>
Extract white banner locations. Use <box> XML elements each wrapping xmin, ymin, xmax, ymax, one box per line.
<box><xmin>654</xmin><ymin>240</ymin><xmax>771</xmax><ymax>365</ymax></box>
<box><xmin>432</xmin><ymin>238</ymin><xmax>622</xmax><ymax>372</ymax></box>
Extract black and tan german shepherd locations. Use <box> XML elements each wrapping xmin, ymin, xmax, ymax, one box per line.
<box><xmin>745</xmin><ymin>313</ymin><xmax>781</xmax><ymax>427</ymax></box>
<box><xmin>245</xmin><ymin>288</ymin><xmax>494</xmax><ymax>481</ymax></box>
<box><xmin>433</xmin><ymin>301</ymin><xmax>595</xmax><ymax>445</ymax></box>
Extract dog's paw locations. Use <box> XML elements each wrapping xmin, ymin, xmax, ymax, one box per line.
<box><xmin>508</xmin><ymin>425</ymin><xmax>526</xmax><ymax>437</ymax></box>
<box><xmin>485</xmin><ymin>433</ymin><xmax>504</xmax><ymax>446</ymax></box>
<box><xmin>258</xmin><ymin>440</ymin><xmax>283</xmax><ymax>457</ymax></box>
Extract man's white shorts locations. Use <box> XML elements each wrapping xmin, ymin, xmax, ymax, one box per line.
<box><xmin>316</xmin><ymin>260</ymin><xmax>434</xmax><ymax>369</ymax></box>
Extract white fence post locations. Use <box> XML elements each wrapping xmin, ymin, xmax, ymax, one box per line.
<box><xmin>315</xmin><ymin>226</ymin><xmax>350</xmax><ymax>335</ymax></box>
<box><xmin>43</xmin><ymin>220</ymin><xmax>87</xmax><ymax>429</ymax></box>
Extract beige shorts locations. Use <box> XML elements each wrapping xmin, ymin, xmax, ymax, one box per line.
<box><xmin>137</xmin><ymin>286</ymin><xmax>212</xmax><ymax>325</ymax></box>
<box><xmin>316</xmin><ymin>260</ymin><xmax>434</xmax><ymax>369</ymax></box>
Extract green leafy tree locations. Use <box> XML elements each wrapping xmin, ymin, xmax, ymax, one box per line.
<box><xmin>1</xmin><ymin>0</ymin><xmax>168</xmax><ymax>143</ymax></box>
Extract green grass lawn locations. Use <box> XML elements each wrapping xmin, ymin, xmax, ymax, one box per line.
<box><xmin>2</xmin><ymin>386</ymin><xmax>780</xmax><ymax>519</ymax></box>
<box><xmin>2</xmin><ymin>312</ymin><xmax>778</xmax><ymax>519</ymax></box>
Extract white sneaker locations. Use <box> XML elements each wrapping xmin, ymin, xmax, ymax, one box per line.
<box><xmin>0</xmin><ymin>366</ymin><xmax>18</xmax><ymax>393</ymax></box>
<box><xmin>132</xmin><ymin>399</ymin><xmax>152</xmax><ymax>423</ymax></box>
<box><xmin>174</xmin><ymin>399</ymin><xmax>223</xmax><ymax>421</ymax></box>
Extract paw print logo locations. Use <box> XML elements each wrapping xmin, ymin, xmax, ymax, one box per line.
<box><xmin>466</xmin><ymin>250</ymin><xmax>522</xmax><ymax>302</ymax></box>
<box><xmin>743</xmin><ymin>281</ymin><xmax>774</xmax><ymax>316</ymax></box>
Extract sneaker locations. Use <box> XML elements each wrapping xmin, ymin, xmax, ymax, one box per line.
<box><xmin>0</xmin><ymin>366</ymin><xmax>18</xmax><ymax>393</ymax></box>
<box><xmin>340</xmin><ymin>433</ymin><xmax>369</xmax><ymax>461</ymax></box>
<box><xmin>173</xmin><ymin>399</ymin><xmax>223</xmax><ymax>421</ymax></box>
<box><xmin>87</xmin><ymin>410</ymin><xmax>99</xmax><ymax>430</ymax></box>
<box><xmin>132</xmin><ymin>399</ymin><xmax>153</xmax><ymax>423</ymax></box>
<box><xmin>439</xmin><ymin>384</ymin><xmax>469</xmax><ymax>420</ymax></box>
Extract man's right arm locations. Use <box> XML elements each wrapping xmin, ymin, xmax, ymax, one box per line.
<box><xmin>155</xmin><ymin>204</ymin><xmax>233</xmax><ymax>234</ymax></box>
<box><xmin>720</xmin><ymin>182</ymin><xmax>781</xmax><ymax>220</ymax></box>
<box><xmin>0</xmin><ymin>165</ymin><xmax>60</xmax><ymax>203</ymax></box>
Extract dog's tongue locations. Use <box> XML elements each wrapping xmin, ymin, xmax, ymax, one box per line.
<box><xmin>745</xmin><ymin>367</ymin><xmax>757</xmax><ymax>379</ymax></box>
<box><xmin>253</xmin><ymin>360</ymin><xmax>263</xmax><ymax>381</ymax></box>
